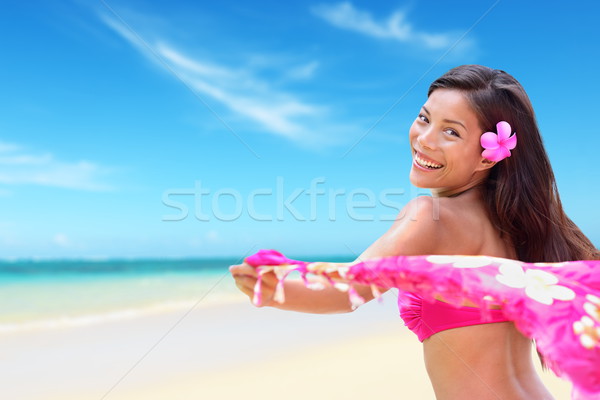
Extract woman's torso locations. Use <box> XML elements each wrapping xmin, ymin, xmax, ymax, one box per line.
<box><xmin>421</xmin><ymin>190</ymin><xmax>555</xmax><ymax>400</ymax></box>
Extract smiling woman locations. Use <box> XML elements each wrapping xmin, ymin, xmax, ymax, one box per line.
<box><xmin>229</xmin><ymin>65</ymin><xmax>600</xmax><ymax>400</ymax></box>
<box><xmin>409</xmin><ymin>89</ymin><xmax>496</xmax><ymax>196</ymax></box>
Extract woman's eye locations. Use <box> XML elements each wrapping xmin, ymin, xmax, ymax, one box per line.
<box><xmin>444</xmin><ymin>128</ymin><xmax>460</xmax><ymax>137</ymax></box>
<box><xmin>418</xmin><ymin>114</ymin><xmax>429</xmax><ymax>123</ymax></box>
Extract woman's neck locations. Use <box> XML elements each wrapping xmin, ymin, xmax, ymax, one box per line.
<box><xmin>430</xmin><ymin>177</ymin><xmax>487</xmax><ymax>198</ymax></box>
<box><xmin>431</xmin><ymin>179</ymin><xmax>484</xmax><ymax>197</ymax></box>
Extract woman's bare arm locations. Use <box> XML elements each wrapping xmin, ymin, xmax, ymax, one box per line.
<box><xmin>229</xmin><ymin>266</ymin><xmax>375</xmax><ymax>314</ymax></box>
<box><xmin>229</xmin><ymin>196</ymin><xmax>441</xmax><ymax>314</ymax></box>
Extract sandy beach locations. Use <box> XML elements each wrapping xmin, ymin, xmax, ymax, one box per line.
<box><xmin>1</xmin><ymin>289</ymin><xmax>572</xmax><ymax>400</ymax></box>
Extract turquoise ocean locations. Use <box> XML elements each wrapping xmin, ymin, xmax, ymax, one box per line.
<box><xmin>0</xmin><ymin>255</ymin><xmax>351</xmax><ymax>334</ymax></box>
<box><xmin>0</xmin><ymin>258</ymin><xmax>239</xmax><ymax>333</ymax></box>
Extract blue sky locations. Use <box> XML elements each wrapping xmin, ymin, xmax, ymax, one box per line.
<box><xmin>1</xmin><ymin>0</ymin><xmax>598</xmax><ymax>259</ymax></box>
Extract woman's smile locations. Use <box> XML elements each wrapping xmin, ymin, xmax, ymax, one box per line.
<box><xmin>413</xmin><ymin>150</ymin><xmax>444</xmax><ymax>171</ymax></box>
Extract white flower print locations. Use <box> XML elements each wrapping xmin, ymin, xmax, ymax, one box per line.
<box><xmin>426</xmin><ymin>255</ymin><xmax>495</xmax><ymax>268</ymax></box>
<box><xmin>495</xmin><ymin>262</ymin><xmax>575</xmax><ymax>305</ymax></box>
<box><xmin>583</xmin><ymin>294</ymin><xmax>600</xmax><ymax>322</ymax></box>
<box><xmin>573</xmin><ymin>315</ymin><xmax>600</xmax><ymax>350</ymax></box>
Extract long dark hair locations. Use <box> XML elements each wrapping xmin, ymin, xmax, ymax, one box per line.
<box><xmin>429</xmin><ymin>65</ymin><xmax>599</xmax><ymax>263</ymax></box>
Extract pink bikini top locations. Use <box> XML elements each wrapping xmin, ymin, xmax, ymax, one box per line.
<box><xmin>399</xmin><ymin>292</ymin><xmax>510</xmax><ymax>342</ymax></box>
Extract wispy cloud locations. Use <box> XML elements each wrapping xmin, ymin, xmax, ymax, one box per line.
<box><xmin>156</xmin><ymin>43</ymin><xmax>322</xmax><ymax>139</ymax></box>
<box><xmin>98</xmin><ymin>11</ymin><xmax>358</xmax><ymax>147</ymax></box>
<box><xmin>286</xmin><ymin>61</ymin><xmax>320</xmax><ymax>80</ymax></box>
<box><xmin>0</xmin><ymin>142</ymin><xmax>20</xmax><ymax>153</ymax></box>
<box><xmin>0</xmin><ymin>141</ymin><xmax>113</xmax><ymax>191</ymax></box>
<box><xmin>312</xmin><ymin>2</ymin><xmax>474</xmax><ymax>51</ymax></box>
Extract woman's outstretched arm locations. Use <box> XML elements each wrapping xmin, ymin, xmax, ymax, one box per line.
<box><xmin>229</xmin><ymin>263</ymin><xmax>377</xmax><ymax>314</ymax></box>
<box><xmin>229</xmin><ymin>197</ymin><xmax>440</xmax><ymax>314</ymax></box>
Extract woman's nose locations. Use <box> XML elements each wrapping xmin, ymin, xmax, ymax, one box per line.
<box><xmin>417</xmin><ymin>126</ymin><xmax>437</xmax><ymax>150</ymax></box>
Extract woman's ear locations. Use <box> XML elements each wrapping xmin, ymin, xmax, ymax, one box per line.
<box><xmin>476</xmin><ymin>157</ymin><xmax>496</xmax><ymax>172</ymax></box>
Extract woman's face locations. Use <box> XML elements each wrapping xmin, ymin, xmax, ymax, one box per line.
<box><xmin>409</xmin><ymin>88</ymin><xmax>493</xmax><ymax>196</ymax></box>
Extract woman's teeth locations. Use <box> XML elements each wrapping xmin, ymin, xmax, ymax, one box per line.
<box><xmin>415</xmin><ymin>153</ymin><xmax>443</xmax><ymax>169</ymax></box>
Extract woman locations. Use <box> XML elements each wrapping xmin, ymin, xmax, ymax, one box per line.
<box><xmin>230</xmin><ymin>65</ymin><xmax>599</xmax><ymax>399</ymax></box>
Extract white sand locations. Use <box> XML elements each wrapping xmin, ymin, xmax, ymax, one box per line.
<box><xmin>0</xmin><ymin>291</ymin><xmax>572</xmax><ymax>400</ymax></box>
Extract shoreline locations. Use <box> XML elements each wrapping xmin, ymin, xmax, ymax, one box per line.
<box><xmin>0</xmin><ymin>294</ymin><xmax>246</xmax><ymax>336</ymax></box>
<box><xmin>0</xmin><ymin>269</ymin><xmax>242</xmax><ymax>335</ymax></box>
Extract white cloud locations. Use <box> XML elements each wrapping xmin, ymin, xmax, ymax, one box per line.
<box><xmin>0</xmin><ymin>154</ymin><xmax>52</xmax><ymax>165</ymax></box>
<box><xmin>0</xmin><ymin>143</ymin><xmax>113</xmax><ymax>191</ymax></box>
<box><xmin>286</xmin><ymin>61</ymin><xmax>320</xmax><ymax>80</ymax></box>
<box><xmin>157</xmin><ymin>45</ymin><xmax>233</xmax><ymax>80</ymax></box>
<box><xmin>0</xmin><ymin>141</ymin><xmax>20</xmax><ymax>153</ymax></box>
<box><xmin>312</xmin><ymin>2</ymin><xmax>471</xmax><ymax>51</ymax></box>
<box><xmin>157</xmin><ymin>43</ymin><xmax>322</xmax><ymax>139</ymax></box>
<box><xmin>53</xmin><ymin>233</ymin><xmax>70</xmax><ymax>247</ymax></box>
<box><xmin>99</xmin><ymin>12</ymin><xmax>149</xmax><ymax>56</ymax></box>
<box><xmin>98</xmin><ymin>13</ymin><xmax>358</xmax><ymax>147</ymax></box>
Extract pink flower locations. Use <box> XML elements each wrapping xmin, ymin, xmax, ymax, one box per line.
<box><xmin>480</xmin><ymin>121</ymin><xmax>517</xmax><ymax>162</ymax></box>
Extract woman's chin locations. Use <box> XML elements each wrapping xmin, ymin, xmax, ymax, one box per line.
<box><xmin>409</xmin><ymin>172</ymin><xmax>432</xmax><ymax>188</ymax></box>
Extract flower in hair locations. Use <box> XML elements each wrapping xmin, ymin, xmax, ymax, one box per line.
<box><xmin>480</xmin><ymin>121</ymin><xmax>517</xmax><ymax>162</ymax></box>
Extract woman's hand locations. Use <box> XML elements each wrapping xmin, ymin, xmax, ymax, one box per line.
<box><xmin>229</xmin><ymin>262</ymin><xmax>279</xmax><ymax>307</ymax></box>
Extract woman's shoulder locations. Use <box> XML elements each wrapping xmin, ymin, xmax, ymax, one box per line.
<box><xmin>361</xmin><ymin>195</ymin><xmax>487</xmax><ymax>259</ymax></box>
<box><xmin>376</xmin><ymin>196</ymin><xmax>448</xmax><ymax>256</ymax></box>
<box><xmin>393</xmin><ymin>195</ymin><xmax>484</xmax><ymax>255</ymax></box>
